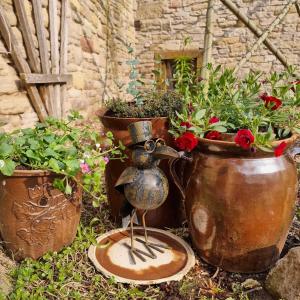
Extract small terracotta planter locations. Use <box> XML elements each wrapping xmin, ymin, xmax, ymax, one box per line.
<box><xmin>171</xmin><ymin>134</ymin><xmax>300</xmax><ymax>273</ymax></box>
<box><xmin>0</xmin><ymin>170</ymin><xmax>82</xmax><ymax>260</ymax></box>
<box><xmin>99</xmin><ymin>111</ymin><xmax>185</xmax><ymax>228</ymax></box>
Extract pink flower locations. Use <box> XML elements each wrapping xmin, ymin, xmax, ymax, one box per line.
<box><xmin>80</xmin><ymin>163</ymin><xmax>90</xmax><ymax>174</ymax></box>
<box><xmin>209</xmin><ymin>116</ymin><xmax>220</xmax><ymax>124</ymax></box>
<box><xmin>103</xmin><ymin>156</ymin><xmax>109</xmax><ymax>164</ymax></box>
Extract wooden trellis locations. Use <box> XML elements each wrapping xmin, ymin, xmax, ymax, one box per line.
<box><xmin>201</xmin><ymin>0</ymin><xmax>299</xmax><ymax>79</ymax></box>
<box><xmin>0</xmin><ymin>0</ymin><xmax>71</xmax><ymax>122</ymax></box>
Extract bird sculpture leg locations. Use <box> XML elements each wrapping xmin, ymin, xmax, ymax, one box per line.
<box><xmin>125</xmin><ymin>209</ymin><xmax>154</xmax><ymax>264</ymax></box>
<box><xmin>135</xmin><ymin>210</ymin><xmax>170</xmax><ymax>258</ymax></box>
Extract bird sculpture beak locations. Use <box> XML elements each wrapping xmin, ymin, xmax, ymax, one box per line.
<box><xmin>152</xmin><ymin>145</ymin><xmax>181</xmax><ymax>160</ymax></box>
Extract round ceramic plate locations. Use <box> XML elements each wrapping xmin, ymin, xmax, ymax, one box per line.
<box><xmin>88</xmin><ymin>227</ymin><xmax>195</xmax><ymax>285</ymax></box>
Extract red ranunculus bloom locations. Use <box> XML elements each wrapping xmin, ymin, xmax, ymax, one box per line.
<box><xmin>175</xmin><ymin>132</ymin><xmax>198</xmax><ymax>152</ymax></box>
<box><xmin>274</xmin><ymin>141</ymin><xmax>287</xmax><ymax>157</ymax></box>
<box><xmin>234</xmin><ymin>129</ymin><xmax>255</xmax><ymax>150</ymax></box>
<box><xmin>180</xmin><ymin>121</ymin><xmax>192</xmax><ymax>128</ymax></box>
<box><xmin>209</xmin><ymin>116</ymin><xmax>220</xmax><ymax>124</ymax></box>
<box><xmin>205</xmin><ymin>131</ymin><xmax>222</xmax><ymax>140</ymax></box>
<box><xmin>260</xmin><ymin>93</ymin><xmax>282</xmax><ymax>110</ymax></box>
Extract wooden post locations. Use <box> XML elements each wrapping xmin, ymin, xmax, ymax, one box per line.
<box><xmin>60</xmin><ymin>0</ymin><xmax>69</xmax><ymax>118</ymax></box>
<box><xmin>32</xmin><ymin>0</ymin><xmax>55</xmax><ymax>116</ymax></box>
<box><xmin>0</xmin><ymin>4</ymin><xmax>48</xmax><ymax>121</ymax></box>
<box><xmin>49</xmin><ymin>0</ymin><xmax>61</xmax><ymax>118</ymax></box>
<box><xmin>13</xmin><ymin>0</ymin><xmax>40</xmax><ymax>73</ymax></box>
<box><xmin>201</xmin><ymin>0</ymin><xmax>215</xmax><ymax>82</ymax></box>
<box><xmin>235</xmin><ymin>0</ymin><xmax>296</xmax><ymax>73</ymax></box>
<box><xmin>296</xmin><ymin>2</ymin><xmax>300</xmax><ymax>17</ymax></box>
<box><xmin>220</xmin><ymin>0</ymin><xmax>293</xmax><ymax>68</ymax></box>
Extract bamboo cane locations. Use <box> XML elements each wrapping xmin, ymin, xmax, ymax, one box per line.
<box><xmin>201</xmin><ymin>0</ymin><xmax>215</xmax><ymax>80</ymax></box>
<box><xmin>220</xmin><ymin>0</ymin><xmax>294</xmax><ymax>68</ymax></box>
<box><xmin>201</xmin><ymin>0</ymin><xmax>215</xmax><ymax>98</ymax></box>
<box><xmin>234</xmin><ymin>0</ymin><xmax>296</xmax><ymax>73</ymax></box>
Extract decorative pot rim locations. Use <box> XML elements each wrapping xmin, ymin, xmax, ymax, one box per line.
<box><xmin>198</xmin><ymin>133</ymin><xmax>299</xmax><ymax>149</ymax></box>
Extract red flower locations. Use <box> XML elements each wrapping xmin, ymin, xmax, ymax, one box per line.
<box><xmin>274</xmin><ymin>141</ymin><xmax>287</xmax><ymax>157</ymax></box>
<box><xmin>175</xmin><ymin>132</ymin><xmax>198</xmax><ymax>152</ymax></box>
<box><xmin>180</xmin><ymin>121</ymin><xmax>192</xmax><ymax>128</ymax></box>
<box><xmin>260</xmin><ymin>93</ymin><xmax>282</xmax><ymax>110</ymax></box>
<box><xmin>234</xmin><ymin>129</ymin><xmax>255</xmax><ymax>150</ymax></box>
<box><xmin>209</xmin><ymin>116</ymin><xmax>220</xmax><ymax>124</ymax></box>
<box><xmin>206</xmin><ymin>131</ymin><xmax>222</xmax><ymax>140</ymax></box>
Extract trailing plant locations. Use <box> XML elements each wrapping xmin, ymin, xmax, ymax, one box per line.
<box><xmin>0</xmin><ymin>111</ymin><xmax>125</xmax><ymax>204</ymax></box>
<box><xmin>170</xmin><ymin>62</ymin><xmax>300</xmax><ymax>155</ymax></box>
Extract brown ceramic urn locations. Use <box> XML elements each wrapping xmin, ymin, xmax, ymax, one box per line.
<box><xmin>172</xmin><ymin>134</ymin><xmax>299</xmax><ymax>273</ymax></box>
<box><xmin>99</xmin><ymin>111</ymin><xmax>185</xmax><ymax>228</ymax></box>
<box><xmin>0</xmin><ymin>170</ymin><xmax>82</xmax><ymax>260</ymax></box>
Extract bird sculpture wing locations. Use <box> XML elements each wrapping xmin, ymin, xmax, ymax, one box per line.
<box><xmin>114</xmin><ymin>167</ymin><xmax>138</xmax><ymax>194</ymax></box>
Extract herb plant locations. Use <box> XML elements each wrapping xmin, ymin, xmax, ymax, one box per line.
<box><xmin>0</xmin><ymin>112</ymin><xmax>125</xmax><ymax>204</ymax></box>
<box><xmin>105</xmin><ymin>45</ymin><xmax>184</xmax><ymax>118</ymax></box>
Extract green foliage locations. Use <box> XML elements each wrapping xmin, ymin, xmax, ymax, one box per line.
<box><xmin>125</xmin><ymin>44</ymin><xmax>144</xmax><ymax>106</ymax></box>
<box><xmin>171</xmin><ymin>62</ymin><xmax>300</xmax><ymax>150</ymax></box>
<box><xmin>106</xmin><ymin>91</ymin><xmax>183</xmax><ymax>118</ymax></box>
<box><xmin>0</xmin><ymin>111</ymin><xmax>125</xmax><ymax>203</ymax></box>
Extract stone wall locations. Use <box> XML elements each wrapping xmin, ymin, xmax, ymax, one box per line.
<box><xmin>135</xmin><ymin>0</ymin><xmax>300</xmax><ymax>86</ymax></box>
<box><xmin>0</xmin><ymin>0</ymin><xmax>136</xmax><ymax>131</ymax></box>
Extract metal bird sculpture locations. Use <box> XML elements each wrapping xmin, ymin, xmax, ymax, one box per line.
<box><xmin>115</xmin><ymin>121</ymin><xmax>185</xmax><ymax>264</ymax></box>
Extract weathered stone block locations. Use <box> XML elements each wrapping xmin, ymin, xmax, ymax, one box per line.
<box><xmin>266</xmin><ymin>247</ymin><xmax>300</xmax><ymax>300</ymax></box>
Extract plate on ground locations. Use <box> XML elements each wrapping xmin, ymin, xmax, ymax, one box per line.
<box><xmin>88</xmin><ymin>227</ymin><xmax>195</xmax><ymax>285</ymax></box>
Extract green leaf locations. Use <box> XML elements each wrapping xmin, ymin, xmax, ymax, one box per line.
<box><xmin>0</xmin><ymin>159</ymin><xmax>16</xmax><ymax>176</ymax></box>
<box><xmin>211</xmin><ymin>125</ymin><xmax>227</xmax><ymax>133</ymax></box>
<box><xmin>44</xmin><ymin>148</ymin><xmax>60</xmax><ymax>159</ymax></box>
<box><xmin>65</xmin><ymin>183</ymin><xmax>72</xmax><ymax>195</ymax></box>
<box><xmin>25</xmin><ymin>149</ymin><xmax>40</xmax><ymax>161</ymax></box>
<box><xmin>194</xmin><ymin>109</ymin><xmax>206</xmax><ymax>121</ymax></box>
<box><xmin>0</xmin><ymin>143</ymin><xmax>13</xmax><ymax>158</ymax></box>
<box><xmin>48</xmin><ymin>158</ymin><xmax>60</xmax><ymax>172</ymax></box>
<box><xmin>65</xmin><ymin>160</ymin><xmax>80</xmax><ymax>174</ymax></box>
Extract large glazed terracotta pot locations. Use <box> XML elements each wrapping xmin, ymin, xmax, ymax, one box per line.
<box><xmin>171</xmin><ymin>134</ymin><xmax>300</xmax><ymax>273</ymax></box>
<box><xmin>0</xmin><ymin>170</ymin><xmax>82</xmax><ymax>260</ymax></box>
<box><xmin>99</xmin><ymin>111</ymin><xmax>184</xmax><ymax>228</ymax></box>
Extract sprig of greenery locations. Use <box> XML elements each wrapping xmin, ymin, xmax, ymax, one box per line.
<box><xmin>125</xmin><ymin>45</ymin><xmax>144</xmax><ymax>106</ymax></box>
<box><xmin>0</xmin><ymin>112</ymin><xmax>125</xmax><ymax>204</ymax></box>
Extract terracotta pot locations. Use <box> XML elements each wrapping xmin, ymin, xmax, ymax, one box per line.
<box><xmin>99</xmin><ymin>111</ymin><xmax>185</xmax><ymax>228</ymax></box>
<box><xmin>171</xmin><ymin>134</ymin><xmax>300</xmax><ymax>273</ymax></box>
<box><xmin>0</xmin><ymin>170</ymin><xmax>82</xmax><ymax>260</ymax></box>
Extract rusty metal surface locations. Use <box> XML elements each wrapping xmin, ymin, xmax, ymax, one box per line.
<box><xmin>180</xmin><ymin>137</ymin><xmax>298</xmax><ymax>273</ymax></box>
<box><xmin>88</xmin><ymin>227</ymin><xmax>195</xmax><ymax>284</ymax></box>
<box><xmin>0</xmin><ymin>170</ymin><xmax>82</xmax><ymax>260</ymax></box>
<box><xmin>99</xmin><ymin>112</ymin><xmax>185</xmax><ymax>228</ymax></box>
